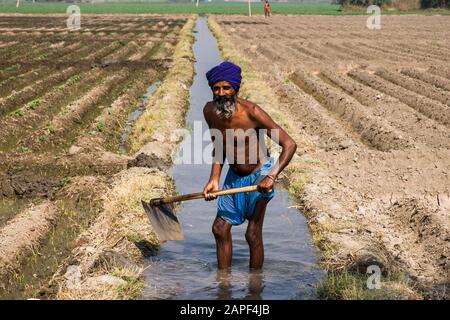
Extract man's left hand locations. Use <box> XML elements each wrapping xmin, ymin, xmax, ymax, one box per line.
<box><xmin>257</xmin><ymin>176</ymin><xmax>275</xmax><ymax>194</ymax></box>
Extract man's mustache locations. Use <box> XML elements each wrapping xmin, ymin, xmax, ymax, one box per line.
<box><xmin>213</xmin><ymin>94</ymin><xmax>236</xmax><ymax>106</ymax></box>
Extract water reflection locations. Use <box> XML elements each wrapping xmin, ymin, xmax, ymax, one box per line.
<box><xmin>215</xmin><ymin>269</ymin><xmax>264</xmax><ymax>300</ymax></box>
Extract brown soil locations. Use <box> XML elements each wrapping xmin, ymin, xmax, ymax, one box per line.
<box><xmin>0</xmin><ymin>202</ymin><xmax>59</xmax><ymax>278</ymax></box>
<box><xmin>348</xmin><ymin>69</ymin><xmax>450</xmax><ymax>127</ymax></box>
<box><xmin>0</xmin><ymin>151</ymin><xmax>129</xmax><ymax>179</ymax></box>
<box><xmin>401</xmin><ymin>68</ymin><xmax>450</xmax><ymax>92</ymax></box>
<box><xmin>0</xmin><ymin>171</ymin><xmax>63</xmax><ymax>198</ymax></box>
<box><xmin>0</xmin><ymin>66</ymin><xmax>78</xmax><ymax>117</ymax></box>
<box><xmin>215</xmin><ymin>14</ymin><xmax>450</xmax><ymax>299</ymax></box>
<box><xmin>74</xmin><ymin>69</ymin><xmax>162</xmax><ymax>153</ymax></box>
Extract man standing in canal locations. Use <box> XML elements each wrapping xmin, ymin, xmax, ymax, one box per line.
<box><xmin>202</xmin><ymin>61</ymin><xmax>297</xmax><ymax>270</ymax></box>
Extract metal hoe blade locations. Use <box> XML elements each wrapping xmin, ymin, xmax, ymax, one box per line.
<box><xmin>141</xmin><ymin>200</ymin><xmax>184</xmax><ymax>241</ymax></box>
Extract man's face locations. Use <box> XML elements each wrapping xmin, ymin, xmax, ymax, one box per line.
<box><xmin>212</xmin><ymin>81</ymin><xmax>237</xmax><ymax>119</ymax></box>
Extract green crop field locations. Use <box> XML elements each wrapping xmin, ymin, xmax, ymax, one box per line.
<box><xmin>0</xmin><ymin>2</ymin><xmax>341</xmax><ymax>15</ymax></box>
<box><xmin>0</xmin><ymin>2</ymin><xmax>360</xmax><ymax>15</ymax></box>
<box><xmin>1</xmin><ymin>1</ymin><xmax>449</xmax><ymax>15</ymax></box>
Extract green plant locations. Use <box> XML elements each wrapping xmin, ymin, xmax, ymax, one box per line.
<box><xmin>62</xmin><ymin>176</ymin><xmax>71</xmax><ymax>186</ymax></box>
<box><xmin>67</xmin><ymin>74</ymin><xmax>81</xmax><ymax>85</ymax></box>
<box><xmin>26</xmin><ymin>99</ymin><xmax>41</xmax><ymax>110</ymax></box>
<box><xmin>96</xmin><ymin>121</ymin><xmax>105</xmax><ymax>132</ymax></box>
<box><xmin>0</xmin><ymin>64</ymin><xmax>19</xmax><ymax>74</ymax></box>
<box><xmin>45</xmin><ymin>124</ymin><xmax>56</xmax><ymax>134</ymax></box>
<box><xmin>58</xmin><ymin>74</ymin><xmax>81</xmax><ymax>91</ymax></box>
<box><xmin>14</xmin><ymin>109</ymin><xmax>23</xmax><ymax>117</ymax></box>
<box><xmin>18</xmin><ymin>146</ymin><xmax>30</xmax><ymax>153</ymax></box>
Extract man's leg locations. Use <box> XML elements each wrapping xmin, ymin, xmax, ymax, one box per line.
<box><xmin>246</xmin><ymin>198</ymin><xmax>270</xmax><ymax>270</ymax></box>
<box><xmin>212</xmin><ymin>216</ymin><xmax>233</xmax><ymax>269</ymax></box>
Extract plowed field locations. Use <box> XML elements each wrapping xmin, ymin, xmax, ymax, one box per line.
<box><xmin>215</xmin><ymin>14</ymin><xmax>450</xmax><ymax>299</ymax></box>
<box><xmin>0</xmin><ymin>14</ymin><xmax>189</xmax><ymax>298</ymax></box>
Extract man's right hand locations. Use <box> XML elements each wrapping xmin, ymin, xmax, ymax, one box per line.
<box><xmin>203</xmin><ymin>180</ymin><xmax>219</xmax><ymax>201</ymax></box>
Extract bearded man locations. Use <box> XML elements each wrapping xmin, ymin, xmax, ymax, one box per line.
<box><xmin>202</xmin><ymin>61</ymin><xmax>297</xmax><ymax>270</ymax></box>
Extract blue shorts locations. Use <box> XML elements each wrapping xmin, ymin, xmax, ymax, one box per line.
<box><xmin>217</xmin><ymin>160</ymin><xmax>275</xmax><ymax>226</ymax></box>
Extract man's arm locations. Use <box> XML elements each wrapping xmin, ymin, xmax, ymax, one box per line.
<box><xmin>203</xmin><ymin>104</ymin><xmax>225</xmax><ymax>201</ymax></box>
<box><xmin>251</xmin><ymin>103</ymin><xmax>297</xmax><ymax>192</ymax></box>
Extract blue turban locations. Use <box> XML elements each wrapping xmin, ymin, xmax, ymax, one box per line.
<box><xmin>206</xmin><ymin>61</ymin><xmax>242</xmax><ymax>93</ymax></box>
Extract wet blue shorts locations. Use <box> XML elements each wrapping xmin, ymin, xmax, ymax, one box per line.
<box><xmin>217</xmin><ymin>160</ymin><xmax>275</xmax><ymax>226</ymax></box>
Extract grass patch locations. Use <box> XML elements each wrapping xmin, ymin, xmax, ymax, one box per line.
<box><xmin>57</xmin><ymin>267</ymin><xmax>145</xmax><ymax>300</ymax></box>
<box><xmin>112</xmin><ymin>269</ymin><xmax>144</xmax><ymax>300</ymax></box>
<box><xmin>317</xmin><ymin>270</ymin><xmax>419</xmax><ymax>300</ymax></box>
<box><xmin>286</xmin><ymin>166</ymin><xmax>311</xmax><ymax>197</ymax></box>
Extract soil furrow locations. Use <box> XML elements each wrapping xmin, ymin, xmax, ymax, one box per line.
<box><xmin>75</xmin><ymin>68</ymin><xmax>161</xmax><ymax>153</ymax></box>
<box><xmin>0</xmin><ymin>66</ymin><xmax>78</xmax><ymax>117</ymax></box>
<box><xmin>0</xmin><ymin>152</ymin><xmax>128</xmax><ymax>179</ymax></box>
<box><xmin>320</xmin><ymin>69</ymin><xmax>450</xmax><ymax>150</ymax></box>
<box><xmin>0</xmin><ymin>202</ymin><xmax>59</xmax><ymax>279</ymax></box>
<box><xmin>428</xmin><ymin>65</ymin><xmax>450</xmax><ymax>80</ymax></box>
<box><xmin>290</xmin><ymin>69</ymin><xmax>412</xmax><ymax>151</ymax></box>
<box><xmin>0</xmin><ymin>69</ymin><xmax>100</xmax><ymax>151</ymax></box>
<box><xmin>22</xmin><ymin>71</ymin><xmax>130</xmax><ymax>152</ymax></box>
<box><xmin>349</xmin><ymin>69</ymin><xmax>450</xmax><ymax>127</ymax></box>
<box><xmin>375</xmin><ymin>68</ymin><xmax>450</xmax><ymax>107</ymax></box>
<box><xmin>401</xmin><ymin>68</ymin><xmax>450</xmax><ymax>92</ymax></box>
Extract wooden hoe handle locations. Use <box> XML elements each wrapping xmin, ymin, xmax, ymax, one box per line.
<box><xmin>150</xmin><ymin>185</ymin><xmax>259</xmax><ymax>205</ymax></box>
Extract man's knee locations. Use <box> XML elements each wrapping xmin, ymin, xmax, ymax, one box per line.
<box><xmin>212</xmin><ymin>218</ymin><xmax>230</xmax><ymax>240</ymax></box>
<box><xmin>245</xmin><ymin>225</ymin><xmax>262</xmax><ymax>246</ymax></box>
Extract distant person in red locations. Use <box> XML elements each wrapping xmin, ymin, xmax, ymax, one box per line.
<box><xmin>264</xmin><ymin>0</ymin><xmax>271</xmax><ymax>18</ymax></box>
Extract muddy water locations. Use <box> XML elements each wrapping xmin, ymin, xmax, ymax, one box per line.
<box><xmin>119</xmin><ymin>80</ymin><xmax>161</xmax><ymax>154</ymax></box>
<box><xmin>143</xmin><ymin>17</ymin><xmax>323</xmax><ymax>300</ymax></box>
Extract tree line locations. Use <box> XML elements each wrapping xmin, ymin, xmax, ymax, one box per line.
<box><xmin>336</xmin><ymin>0</ymin><xmax>450</xmax><ymax>9</ymax></box>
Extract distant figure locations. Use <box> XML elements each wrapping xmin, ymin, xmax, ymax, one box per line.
<box><xmin>264</xmin><ymin>0</ymin><xmax>271</xmax><ymax>18</ymax></box>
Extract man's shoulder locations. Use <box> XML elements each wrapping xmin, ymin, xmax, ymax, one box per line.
<box><xmin>203</xmin><ymin>101</ymin><xmax>217</xmax><ymax>124</ymax></box>
<box><xmin>238</xmin><ymin>98</ymin><xmax>257</xmax><ymax>110</ymax></box>
<box><xmin>203</xmin><ymin>101</ymin><xmax>215</xmax><ymax>114</ymax></box>
<box><xmin>238</xmin><ymin>98</ymin><xmax>260</xmax><ymax>116</ymax></box>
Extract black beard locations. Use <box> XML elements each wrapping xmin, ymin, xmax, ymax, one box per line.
<box><xmin>213</xmin><ymin>93</ymin><xmax>237</xmax><ymax>119</ymax></box>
